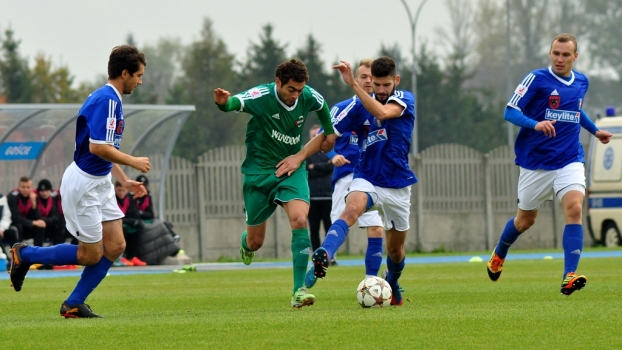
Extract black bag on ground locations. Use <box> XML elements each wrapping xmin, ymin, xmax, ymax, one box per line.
<box><xmin>137</xmin><ymin>219</ymin><xmax>180</xmax><ymax>265</ymax></box>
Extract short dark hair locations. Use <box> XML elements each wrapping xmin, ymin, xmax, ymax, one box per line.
<box><xmin>551</xmin><ymin>33</ymin><xmax>578</xmax><ymax>53</ymax></box>
<box><xmin>114</xmin><ymin>181</ymin><xmax>123</xmax><ymax>188</ymax></box>
<box><xmin>275</xmin><ymin>58</ymin><xmax>309</xmax><ymax>85</ymax></box>
<box><xmin>108</xmin><ymin>45</ymin><xmax>147</xmax><ymax>80</ymax></box>
<box><xmin>19</xmin><ymin>176</ymin><xmax>31</xmax><ymax>183</ymax></box>
<box><xmin>371</xmin><ymin>56</ymin><xmax>397</xmax><ymax>78</ymax></box>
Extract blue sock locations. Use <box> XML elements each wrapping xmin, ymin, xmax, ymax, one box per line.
<box><xmin>20</xmin><ymin>244</ymin><xmax>79</xmax><ymax>266</ymax></box>
<box><xmin>562</xmin><ymin>224</ymin><xmax>583</xmax><ymax>277</ymax></box>
<box><xmin>321</xmin><ymin>219</ymin><xmax>349</xmax><ymax>259</ymax></box>
<box><xmin>365</xmin><ymin>237</ymin><xmax>383</xmax><ymax>276</ymax></box>
<box><xmin>495</xmin><ymin>218</ymin><xmax>522</xmax><ymax>259</ymax></box>
<box><xmin>385</xmin><ymin>256</ymin><xmax>405</xmax><ymax>291</ymax></box>
<box><xmin>65</xmin><ymin>257</ymin><xmax>113</xmax><ymax>306</ymax></box>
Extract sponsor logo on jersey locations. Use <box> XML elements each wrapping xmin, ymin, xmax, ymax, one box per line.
<box><xmin>271</xmin><ymin>113</ymin><xmax>280</xmax><ymax>120</ymax></box>
<box><xmin>514</xmin><ymin>84</ymin><xmax>528</xmax><ymax>97</ymax></box>
<box><xmin>106</xmin><ymin>117</ymin><xmax>116</xmax><ymax>130</ymax></box>
<box><xmin>549</xmin><ymin>90</ymin><xmax>560</xmax><ymax>109</ymax></box>
<box><xmin>295</xmin><ymin>115</ymin><xmax>305</xmax><ymax>127</ymax></box>
<box><xmin>271</xmin><ymin>129</ymin><xmax>301</xmax><ymax>145</ymax></box>
<box><xmin>545</xmin><ymin>109</ymin><xmax>580</xmax><ymax>123</ymax></box>
<box><xmin>249</xmin><ymin>88</ymin><xmax>262</xmax><ymax>99</ymax></box>
<box><xmin>349</xmin><ymin>134</ymin><xmax>358</xmax><ymax>145</ymax></box>
<box><xmin>365</xmin><ymin>128</ymin><xmax>387</xmax><ymax>148</ymax></box>
<box><xmin>336</xmin><ymin>110</ymin><xmax>348</xmax><ymax>122</ymax></box>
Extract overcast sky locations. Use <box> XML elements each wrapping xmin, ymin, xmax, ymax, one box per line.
<box><xmin>0</xmin><ymin>0</ymin><xmax>448</xmax><ymax>85</ymax></box>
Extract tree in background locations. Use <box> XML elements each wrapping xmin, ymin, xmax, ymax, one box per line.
<box><xmin>31</xmin><ymin>53</ymin><xmax>81</xmax><ymax>103</ymax></box>
<box><xmin>124</xmin><ymin>37</ymin><xmax>184</xmax><ymax>105</ymax></box>
<box><xmin>295</xmin><ymin>34</ymin><xmax>349</xmax><ymax>140</ymax></box>
<box><xmin>584</xmin><ymin>0</ymin><xmax>622</xmax><ymax>84</ymax></box>
<box><xmin>170</xmin><ymin>18</ymin><xmax>244</xmax><ymax>160</ymax></box>
<box><xmin>240</xmin><ymin>24</ymin><xmax>287</xmax><ymax>88</ymax></box>
<box><xmin>0</xmin><ymin>28</ymin><xmax>33</xmax><ymax>103</ymax></box>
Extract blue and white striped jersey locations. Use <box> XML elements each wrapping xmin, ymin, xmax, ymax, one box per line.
<box><xmin>333</xmin><ymin>90</ymin><xmax>417</xmax><ymax>188</ymax></box>
<box><xmin>74</xmin><ymin>84</ymin><xmax>124</xmax><ymax>176</ymax></box>
<box><xmin>508</xmin><ymin>67</ymin><xmax>589</xmax><ymax>170</ymax></box>
<box><xmin>328</xmin><ymin>96</ymin><xmax>368</xmax><ymax>188</ymax></box>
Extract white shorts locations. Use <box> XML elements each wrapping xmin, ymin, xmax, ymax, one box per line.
<box><xmin>60</xmin><ymin>162</ymin><xmax>124</xmax><ymax>243</ymax></box>
<box><xmin>348</xmin><ymin>178</ymin><xmax>411</xmax><ymax>232</ymax></box>
<box><xmin>517</xmin><ymin>162</ymin><xmax>586</xmax><ymax>211</ymax></box>
<box><xmin>331</xmin><ymin>173</ymin><xmax>383</xmax><ymax>228</ymax></box>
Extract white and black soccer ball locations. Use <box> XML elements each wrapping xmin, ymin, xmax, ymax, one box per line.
<box><xmin>356</xmin><ymin>276</ymin><xmax>392</xmax><ymax>308</ymax></box>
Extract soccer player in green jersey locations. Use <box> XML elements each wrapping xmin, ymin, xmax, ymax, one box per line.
<box><xmin>214</xmin><ymin>58</ymin><xmax>336</xmax><ymax>308</ymax></box>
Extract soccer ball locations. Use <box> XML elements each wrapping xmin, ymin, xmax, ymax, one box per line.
<box><xmin>356</xmin><ymin>276</ymin><xmax>392</xmax><ymax>308</ymax></box>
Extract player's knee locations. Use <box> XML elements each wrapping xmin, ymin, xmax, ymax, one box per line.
<box><xmin>289</xmin><ymin>214</ymin><xmax>307</xmax><ymax>229</ymax></box>
<box><xmin>386</xmin><ymin>245</ymin><xmax>404</xmax><ymax>262</ymax></box>
<box><xmin>106</xmin><ymin>240</ymin><xmax>126</xmax><ymax>259</ymax></box>
<box><xmin>564</xmin><ymin>202</ymin><xmax>583</xmax><ymax>222</ymax></box>
<box><xmin>515</xmin><ymin>217</ymin><xmax>535</xmax><ymax>232</ymax></box>
<box><xmin>246</xmin><ymin>234</ymin><xmax>265</xmax><ymax>250</ymax></box>
<box><xmin>77</xmin><ymin>246</ymin><xmax>104</xmax><ymax>266</ymax></box>
<box><xmin>367</xmin><ymin>226</ymin><xmax>383</xmax><ymax>238</ymax></box>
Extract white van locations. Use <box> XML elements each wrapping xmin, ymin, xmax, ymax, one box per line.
<box><xmin>586</xmin><ymin>116</ymin><xmax>622</xmax><ymax>247</ymax></box>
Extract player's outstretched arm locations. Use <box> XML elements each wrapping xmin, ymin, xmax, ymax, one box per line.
<box><xmin>595</xmin><ymin>130</ymin><xmax>612</xmax><ymax>144</ymax></box>
<box><xmin>90</xmin><ymin>143</ymin><xmax>151</xmax><ymax>173</ymax></box>
<box><xmin>276</xmin><ymin>133</ymin><xmax>326</xmax><ymax>177</ymax></box>
<box><xmin>333</xmin><ymin>60</ymin><xmax>402</xmax><ymax>120</ymax></box>
<box><xmin>111</xmin><ymin>163</ymin><xmax>148</xmax><ymax>198</ymax></box>
<box><xmin>214</xmin><ymin>88</ymin><xmax>242</xmax><ymax>112</ymax></box>
<box><xmin>331</xmin><ymin>154</ymin><xmax>350</xmax><ymax>167</ymax></box>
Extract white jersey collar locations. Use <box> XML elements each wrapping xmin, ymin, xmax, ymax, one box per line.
<box><xmin>106</xmin><ymin>83</ymin><xmax>123</xmax><ymax>100</ymax></box>
<box><xmin>273</xmin><ymin>84</ymin><xmax>298</xmax><ymax>111</ymax></box>
<box><xmin>547</xmin><ymin>67</ymin><xmax>574</xmax><ymax>86</ymax></box>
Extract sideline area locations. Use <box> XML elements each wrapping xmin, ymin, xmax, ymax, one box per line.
<box><xmin>2</xmin><ymin>250</ymin><xmax>622</xmax><ymax>280</ymax></box>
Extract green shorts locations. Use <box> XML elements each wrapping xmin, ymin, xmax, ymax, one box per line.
<box><xmin>243</xmin><ymin>168</ymin><xmax>310</xmax><ymax>226</ymax></box>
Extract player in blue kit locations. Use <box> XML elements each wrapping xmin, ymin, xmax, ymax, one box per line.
<box><xmin>9</xmin><ymin>45</ymin><xmax>151</xmax><ymax>317</ymax></box>
<box><xmin>486</xmin><ymin>34</ymin><xmax>612</xmax><ymax>295</ymax></box>
<box><xmin>309</xmin><ymin>56</ymin><xmax>416</xmax><ymax>306</ymax></box>
<box><xmin>304</xmin><ymin>59</ymin><xmax>385</xmax><ymax>289</ymax></box>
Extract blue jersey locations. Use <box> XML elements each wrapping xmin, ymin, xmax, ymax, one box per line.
<box><xmin>328</xmin><ymin>96</ymin><xmax>371</xmax><ymax>188</ymax></box>
<box><xmin>74</xmin><ymin>84</ymin><xmax>124</xmax><ymax>176</ymax></box>
<box><xmin>508</xmin><ymin>67</ymin><xmax>589</xmax><ymax>170</ymax></box>
<box><xmin>333</xmin><ymin>90</ymin><xmax>417</xmax><ymax>188</ymax></box>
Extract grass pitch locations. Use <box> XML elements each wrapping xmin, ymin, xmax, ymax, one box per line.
<box><xmin>1</xmin><ymin>254</ymin><xmax>621</xmax><ymax>349</ymax></box>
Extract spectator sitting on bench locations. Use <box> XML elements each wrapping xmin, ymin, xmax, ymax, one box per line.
<box><xmin>7</xmin><ymin>176</ymin><xmax>46</xmax><ymax>247</ymax></box>
<box><xmin>134</xmin><ymin>175</ymin><xmax>154</xmax><ymax>221</ymax></box>
<box><xmin>36</xmin><ymin>179</ymin><xmax>66</xmax><ymax>245</ymax></box>
<box><xmin>134</xmin><ymin>175</ymin><xmax>179</xmax><ymax>244</ymax></box>
<box><xmin>115</xmin><ymin>181</ymin><xmax>147</xmax><ymax>266</ymax></box>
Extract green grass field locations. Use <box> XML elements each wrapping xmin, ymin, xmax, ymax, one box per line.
<box><xmin>2</xmin><ymin>254</ymin><xmax>621</xmax><ymax>349</ymax></box>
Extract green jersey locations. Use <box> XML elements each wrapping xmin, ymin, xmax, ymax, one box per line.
<box><xmin>218</xmin><ymin>82</ymin><xmax>334</xmax><ymax>174</ymax></box>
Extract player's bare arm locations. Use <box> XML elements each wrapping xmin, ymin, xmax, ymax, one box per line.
<box><xmin>111</xmin><ymin>163</ymin><xmax>148</xmax><ymax>199</ymax></box>
<box><xmin>331</xmin><ymin>154</ymin><xmax>351</xmax><ymax>167</ymax></box>
<box><xmin>276</xmin><ymin>132</ymin><xmax>326</xmax><ymax>177</ymax></box>
<box><xmin>89</xmin><ymin>143</ymin><xmax>151</xmax><ymax>173</ymax></box>
<box><xmin>214</xmin><ymin>88</ymin><xmax>231</xmax><ymax>105</ymax></box>
<box><xmin>534</xmin><ymin>120</ymin><xmax>557</xmax><ymax>138</ymax></box>
<box><xmin>595</xmin><ymin>130</ymin><xmax>612</xmax><ymax>144</ymax></box>
<box><xmin>334</xmin><ymin>60</ymin><xmax>403</xmax><ymax>120</ymax></box>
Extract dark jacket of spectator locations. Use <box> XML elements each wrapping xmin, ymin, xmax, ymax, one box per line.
<box><xmin>306</xmin><ymin>151</ymin><xmax>334</xmax><ymax>199</ymax></box>
<box><xmin>36</xmin><ymin>179</ymin><xmax>65</xmax><ymax>245</ymax></box>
